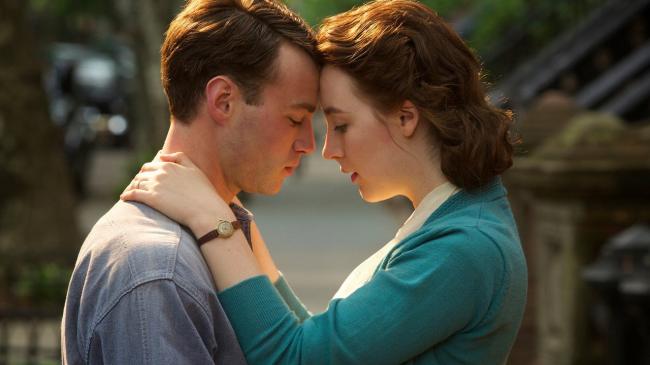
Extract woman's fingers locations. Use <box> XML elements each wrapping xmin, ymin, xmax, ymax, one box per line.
<box><xmin>121</xmin><ymin>171</ymin><xmax>157</xmax><ymax>198</ymax></box>
<box><xmin>120</xmin><ymin>187</ymin><xmax>154</xmax><ymax>205</ymax></box>
<box><xmin>121</xmin><ymin>175</ymin><xmax>154</xmax><ymax>197</ymax></box>
<box><xmin>159</xmin><ymin>152</ymin><xmax>181</xmax><ymax>163</ymax></box>
<box><xmin>146</xmin><ymin>151</ymin><xmax>196</xmax><ymax>170</ymax></box>
<box><xmin>160</xmin><ymin>151</ymin><xmax>194</xmax><ymax>168</ymax></box>
<box><xmin>122</xmin><ymin>175</ymin><xmax>142</xmax><ymax>194</ymax></box>
<box><xmin>153</xmin><ymin>150</ymin><xmax>163</xmax><ymax>161</ymax></box>
<box><xmin>124</xmin><ymin>158</ymin><xmax>191</xmax><ymax>199</ymax></box>
<box><xmin>139</xmin><ymin>161</ymin><xmax>166</xmax><ymax>173</ymax></box>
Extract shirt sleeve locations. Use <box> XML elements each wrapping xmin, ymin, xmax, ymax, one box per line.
<box><xmin>273</xmin><ymin>274</ymin><xmax>312</xmax><ymax>322</ymax></box>
<box><xmin>217</xmin><ymin>228</ymin><xmax>503</xmax><ymax>365</ymax></box>
<box><xmin>87</xmin><ymin>279</ymin><xmax>218</xmax><ymax>365</ymax></box>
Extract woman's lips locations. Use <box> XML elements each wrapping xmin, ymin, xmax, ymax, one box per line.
<box><xmin>339</xmin><ymin>166</ymin><xmax>358</xmax><ymax>183</ymax></box>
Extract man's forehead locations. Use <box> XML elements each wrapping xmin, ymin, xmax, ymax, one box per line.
<box><xmin>261</xmin><ymin>46</ymin><xmax>319</xmax><ymax>111</ymax></box>
<box><xmin>290</xmin><ymin>101</ymin><xmax>316</xmax><ymax>113</ymax></box>
<box><xmin>258</xmin><ymin>79</ymin><xmax>317</xmax><ymax>110</ymax></box>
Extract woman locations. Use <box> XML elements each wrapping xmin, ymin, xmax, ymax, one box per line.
<box><xmin>122</xmin><ymin>1</ymin><xmax>527</xmax><ymax>364</ymax></box>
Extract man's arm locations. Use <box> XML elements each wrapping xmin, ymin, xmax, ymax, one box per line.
<box><xmin>87</xmin><ymin>279</ymin><xmax>218</xmax><ymax>364</ymax></box>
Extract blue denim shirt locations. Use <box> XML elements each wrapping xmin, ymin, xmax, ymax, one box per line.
<box><xmin>62</xmin><ymin>201</ymin><xmax>247</xmax><ymax>365</ymax></box>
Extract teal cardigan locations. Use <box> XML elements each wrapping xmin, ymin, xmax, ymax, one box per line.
<box><xmin>218</xmin><ymin>179</ymin><xmax>527</xmax><ymax>364</ymax></box>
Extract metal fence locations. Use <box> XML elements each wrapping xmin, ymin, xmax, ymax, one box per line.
<box><xmin>0</xmin><ymin>309</ymin><xmax>61</xmax><ymax>365</ymax></box>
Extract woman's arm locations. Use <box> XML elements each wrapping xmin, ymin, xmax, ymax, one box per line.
<box><xmin>193</xmin><ymin>215</ymin><xmax>264</xmax><ymax>291</ymax></box>
<box><xmin>232</xmin><ymin>198</ymin><xmax>311</xmax><ymax>319</ymax></box>
<box><xmin>239</xmin><ymin>201</ymin><xmax>281</xmax><ymax>283</ymax></box>
<box><xmin>215</xmin><ymin>228</ymin><xmax>501</xmax><ymax>365</ymax></box>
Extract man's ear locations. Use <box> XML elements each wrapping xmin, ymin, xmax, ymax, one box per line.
<box><xmin>205</xmin><ymin>76</ymin><xmax>238</xmax><ymax>125</ymax></box>
<box><xmin>397</xmin><ymin>100</ymin><xmax>419</xmax><ymax>138</ymax></box>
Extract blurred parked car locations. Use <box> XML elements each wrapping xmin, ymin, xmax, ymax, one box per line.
<box><xmin>43</xmin><ymin>42</ymin><xmax>134</xmax><ymax>196</ymax></box>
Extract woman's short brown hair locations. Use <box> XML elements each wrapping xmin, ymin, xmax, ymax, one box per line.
<box><xmin>161</xmin><ymin>0</ymin><xmax>319</xmax><ymax>122</ymax></box>
<box><xmin>317</xmin><ymin>0</ymin><xmax>516</xmax><ymax>190</ymax></box>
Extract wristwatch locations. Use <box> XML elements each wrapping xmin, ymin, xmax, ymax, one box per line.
<box><xmin>196</xmin><ymin>219</ymin><xmax>241</xmax><ymax>246</ymax></box>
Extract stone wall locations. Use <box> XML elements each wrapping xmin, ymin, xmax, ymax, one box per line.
<box><xmin>504</xmin><ymin>111</ymin><xmax>650</xmax><ymax>364</ymax></box>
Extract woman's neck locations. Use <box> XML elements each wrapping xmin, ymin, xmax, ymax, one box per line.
<box><xmin>406</xmin><ymin>168</ymin><xmax>448</xmax><ymax>208</ymax></box>
<box><xmin>400</xmin><ymin>141</ymin><xmax>448</xmax><ymax>208</ymax></box>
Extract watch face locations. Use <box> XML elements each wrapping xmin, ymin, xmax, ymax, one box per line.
<box><xmin>217</xmin><ymin>221</ymin><xmax>234</xmax><ymax>237</ymax></box>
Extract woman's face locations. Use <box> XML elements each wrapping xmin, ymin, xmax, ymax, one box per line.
<box><xmin>320</xmin><ymin>66</ymin><xmax>406</xmax><ymax>202</ymax></box>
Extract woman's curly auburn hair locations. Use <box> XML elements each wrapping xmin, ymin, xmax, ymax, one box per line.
<box><xmin>317</xmin><ymin>0</ymin><xmax>516</xmax><ymax>191</ymax></box>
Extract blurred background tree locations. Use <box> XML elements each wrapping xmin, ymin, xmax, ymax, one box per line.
<box><xmin>0</xmin><ymin>0</ymin><xmax>182</xmax><ymax>309</ymax></box>
<box><xmin>0</xmin><ymin>0</ymin><xmax>79</xmax><ymax>306</ymax></box>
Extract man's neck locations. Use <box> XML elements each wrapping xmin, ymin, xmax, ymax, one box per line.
<box><xmin>161</xmin><ymin>119</ymin><xmax>237</xmax><ymax>203</ymax></box>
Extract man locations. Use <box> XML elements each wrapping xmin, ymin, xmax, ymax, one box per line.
<box><xmin>61</xmin><ymin>0</ymin><xmax>320</xmax><ymax>363</ymax></box>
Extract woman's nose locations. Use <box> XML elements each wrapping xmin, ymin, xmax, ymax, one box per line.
<box><xmin>322</xmin><ymin>131</ymin><xmax>343</xmax><ymax>160</ymax></box>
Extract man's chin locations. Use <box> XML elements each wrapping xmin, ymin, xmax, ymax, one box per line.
<box><xmin>255</xmin><ymin>187</ymin><xmax>282</xmax><ymax>196</ymax></box>
<box><xmin>245</xmin><ymin>178</ymin><xmax>285</xmax><ymax>196</ymax></box>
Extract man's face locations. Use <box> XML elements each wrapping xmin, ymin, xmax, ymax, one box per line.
<box><xmin>226</xmin><ymin>43</ymin><xmax>319</xmax><ymax>195</ymax></box>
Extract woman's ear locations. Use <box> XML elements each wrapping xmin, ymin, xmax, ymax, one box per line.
<box><xmin>205</xmin><ymin>76</ymin><xmax>238</xmax><ymax>125</ymax></box>
<box><xmin>398</xmin><ymin>100</ymin><xmax>419</xmax><ymax>138</ymax></box>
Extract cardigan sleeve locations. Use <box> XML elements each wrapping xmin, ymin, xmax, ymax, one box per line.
<box><xmin>217</xmin><ymin>227</ymin><xmax>504</xmax><ymax>365</ymax></box>
<box><xmin>273</xmin><ymin>274</ymin><xmax>312</xmax><ymax>322</ymax></box>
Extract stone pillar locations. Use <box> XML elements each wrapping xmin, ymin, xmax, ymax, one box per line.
<box><xmin>504</xmin><ymin>112</ymin><xmax>650</xmax><ymax>365</ymax></box>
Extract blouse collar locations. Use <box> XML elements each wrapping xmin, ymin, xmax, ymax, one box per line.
<box><xmin>393</xmin><ymin>182</ymin><xmax>459</xmax><ymax>242</ymax></box>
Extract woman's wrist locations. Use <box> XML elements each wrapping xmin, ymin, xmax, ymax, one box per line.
<box><xmin>190</xmin><ymin>210</ymin><xmax>237</xmax><ymax>239</ymax></box>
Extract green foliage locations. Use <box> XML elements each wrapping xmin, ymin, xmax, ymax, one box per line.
<box><xmin>285</xmin><ymin>0</ymin><xmax>475</xmax><ymax>27</ymax></box>
<box><xmin>11</xmin><ymin>262</ymin><xmax>72</xmax><ymax>307</ymax></box>
<box><xmin>286</xmin><ymin>0</ymin><xmax>604</xmax><ymax>60</ymax></box>
<box><xmin>467</xmin><ymin>0</ymin><xmax>527</xmax><ymax>52</ymax></box>
<box><xmin>468</xmin><ymin>0</ymin><xmax>606</xmax><ymax>54</ymax></box>
<box><xmin>29</xmin><ymin>0</ymin><xmax>113</xmax><ymax>18</ymax></box>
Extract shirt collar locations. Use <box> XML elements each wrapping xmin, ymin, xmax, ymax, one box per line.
<box><xmin>393</xmin><ymin>182</ymin><xmax>459</xmax><ymax>242</ymax></box>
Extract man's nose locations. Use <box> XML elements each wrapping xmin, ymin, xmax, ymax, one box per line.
<box><xmin>294</xmin><ymin>121</ymin><xmax>315</xmax><ymax>154</ymax></box>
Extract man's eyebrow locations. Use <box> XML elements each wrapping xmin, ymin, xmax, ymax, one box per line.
<box><xmin>290</xmin><ymin>102</ymin><xmax>316</xmax><ymax>113</ymax></box>
<box><xmin>323</xmin><ymin>106</ymin><xmax>348</xmax><ymax>115</ymax></box>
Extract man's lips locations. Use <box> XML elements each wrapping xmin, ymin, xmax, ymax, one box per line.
<box><xmin>284</xmin><ymin>162</ymin><xmax>300</xmax><ymax>175</ymax></box>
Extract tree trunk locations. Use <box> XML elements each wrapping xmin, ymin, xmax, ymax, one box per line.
<box><xmin>0</xmin><ymin>1</ymin><xmax>80</xmax><ymax>262</ymax></box>
<box><xmin>114</xmin><ymin>0</ymin><xmax>181</xmax><ymax>152</ymax></box>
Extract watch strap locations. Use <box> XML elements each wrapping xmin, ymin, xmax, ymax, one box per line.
<box><xmin>196</xmin><ymin>220</ymin><xmax>241</xmax><ymax>246</ymax></box>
